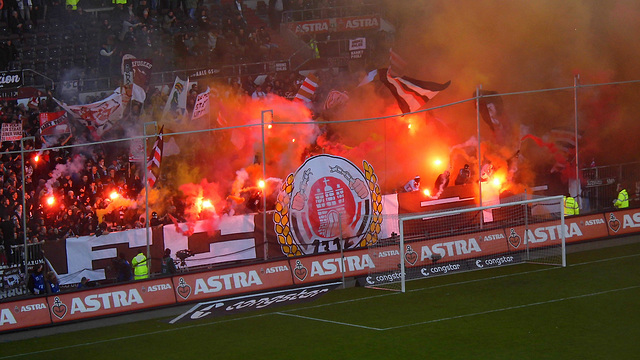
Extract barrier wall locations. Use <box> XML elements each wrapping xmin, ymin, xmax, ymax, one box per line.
<box><xmin>2</xmin><ymin>208</ymin><xmax>639</xmax><ymax>333</ymax></box>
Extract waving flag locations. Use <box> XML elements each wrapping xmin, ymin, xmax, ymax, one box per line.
<box><xmin>379</xmin><ymin>68</ymin><xmax>450</xmax><ymax>114</ymax></box>
<box><xmin>39</xmin><ymin>110</ymin><xmax>72</xmax><ymax>146</ymax></box>
<box><xmin>388</xmin><ymin>48</ymin><xmax>407</xmax><ymax>77</ymax></box>
<box><xmin>323</xmin><ymin>90</ymin><xmax>350</xmax><ymax>110</ymax></box>
<box><xmin>294</xmin><ymin>73</ymin><xmax>319</xmax><ymax>103</ymax></box>
<box><xmin>163</xmin><ymin>76</ymin><xmax>189</xmax><ymax>118</ymax></box>
<box><xmin>147</xmin><ymin>126</ymin><xmax>164</xmax><ymax>188</ymax></box>
<box><xmin>191</xmin><ymin>87</ymin><xmax>211</xmax><ymax>121</ymax></box>
<box><xmin>56</xmin><ymin>89</ymin><xmax>125</xmax><ymax>140</ymax></box>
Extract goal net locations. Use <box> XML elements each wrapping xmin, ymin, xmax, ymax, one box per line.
<box><xmin>365</xmin><ymin>194</ymin><xmax>566</xmax><ymax>292</ymax></box>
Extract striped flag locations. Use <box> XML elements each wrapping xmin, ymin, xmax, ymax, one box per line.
<box><xmin>388</xmin><ymin>48</ymin><xmax>407</xmax><ymax>77</ymax></box>
<box><xmin>146</xmin><ymin>126</ymin><xmax>164</xmax><ymax>188</ymax></box>
<box><xmin>294</xmin><ymin>73</ymin><xmax>319</xmax><ymax>103</ymax></box>
<box><xmin>379</xmin><ymin>68</ymin><xmax>451</xmax><ymax>114</ymax></box>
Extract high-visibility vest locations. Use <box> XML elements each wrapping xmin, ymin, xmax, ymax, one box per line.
<box><xmin>614</xmin><ymin>189</ymin><xmax>629</xmax><ymax>209</ymax></box>
<box><xmin>309</xmin><ymin>39</ymin><xmax>319</xmax><ymax>59</ymax></box>
<box><xmin>132</xmin><ymin>252</ymin><xmax>149</xmax><ymax>280</ymax></box>
<box><xmin>564</xmin><ymin>196</ymin><xmax>579</xmax><ymax>216</ymax></box>
<box><xmin>66</xmin><ymin>0</ymin><xmax>79</xmax><ymax>10</ymax></box>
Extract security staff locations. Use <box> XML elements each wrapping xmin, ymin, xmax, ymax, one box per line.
<box><xmin>132</xmin><ymin>251</ymin><xmax>149</xmax><ymax>280</ymax></box>
<box><xmin>564</xmin><ymin>194</ymin><xmax>579</xmax><ymax>216</ymax></box>
<box><xmin>613</xmin><ymin>183</ymin><xmax>629</xmax><ymax>209</ymax></box>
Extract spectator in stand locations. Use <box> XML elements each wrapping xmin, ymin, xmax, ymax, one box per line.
<box><xmin>99</xmin><ymin>42</ymin><xmax>117</xmax><ymax>76</ymax></box>
<box><xmin>185</xmin><ymin>0</ymin><xmax>197</xmax><ymax>20</ymax></box>
<box><xmin>45</xmin><ymin>271</ymin><xmax>60</xmax><ymax>293</ymax></box>
<box><xmin>161</xmin><ymin>248</ymin><xmax>177</xmax><ymax>275</ymax></box>
<box><xmin>27</xmin><ymin>264</ymin><xmax>46</xmax><ymax>295</ymax></box>
<box><xmin>113</xmin><ymin>252</ymin><xmax>133</xmax><ymax>282</ymax></box>
<box><xmin>163</xmin><ymin>10</ymin><xmax>179</xmax><ymax>35</ymax></box>
<box><xmin>197</xmin><ymin>8</ymin><xmax>212</xmax><ymax>30</ymax></box>
<box><xmin>251</xmin><ymin>84</ymin><xmax>267</xmax><ymax>100</ymax></box>
<box><xmin>8</xmin><ymin>11</ymin><xmax>25</xmax><ymax>35</ymax></box>
<box><xmin>454</xmin><ymin>164</ymin><xmax>471</xmax><ymax>185</ymax></box>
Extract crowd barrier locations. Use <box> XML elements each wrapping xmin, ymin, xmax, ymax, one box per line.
<box><xmin>2</xmin><ymin>207</ymin><xmax>640</xmax><ymax>333</ymax></box>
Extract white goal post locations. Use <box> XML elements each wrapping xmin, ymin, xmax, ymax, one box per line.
<box><xmin>366</xmin><ymin>195</ymin><xmax>566</xmax><ymax>292</ymax></box>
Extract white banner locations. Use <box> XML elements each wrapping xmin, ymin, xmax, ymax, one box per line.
<box><xmin>349</xmin><ymin>37</ymin><xmax>367</xmax><ymax>51</ymax></box>
<box><xmin>191</xmin><ymin>87</ymin><xmax>210</xmax><ymax>120</ymax></box>
<box><xmin>1</xmin><ymin>123</ymin><xmax>22</xmax><ymax>141</ymax></box>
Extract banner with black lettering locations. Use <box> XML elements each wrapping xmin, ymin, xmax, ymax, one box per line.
<box><xmin>39</xmin><ymin>110</ymin><xmax>72</xmax><ymax>146</ymax></box>
<box><xmin>1</xmin><ymin>122</ymin><xmax>22</xmax><ymax>142</ymax></box>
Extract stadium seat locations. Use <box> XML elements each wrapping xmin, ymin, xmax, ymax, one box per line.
<box><xmin>22</xmin><ymin>48</ymin><xmax>36</xmax><ymax>61</ymax></box>
<box><xmin>37</xmin><ymin>33</ymin><xmax>49</xmax><ymax>46</ymax></box>
<box><xmin>35</xmin><ymin>46</ymin><xmax>49</xmax><ymax>59</ymax></box>
<box><xmin>34</xmin><ymin>60</ymin><xmax>47</xmax><ymax>74</ymax></box>
<box><xmin>48</xmin><ymin>45</ymin><xmax>62</xmax><ymax>60</ymax></box>
<box><xmin>23</xmin><ymin>33</ymin><xmax>38</xmax><ymax>47</ymax></box>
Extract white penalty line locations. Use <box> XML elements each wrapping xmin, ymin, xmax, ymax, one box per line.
<box><xmin>275</xmin><ymin>312</ymin><xmax>384</xmax><ymax>331</ymax></box>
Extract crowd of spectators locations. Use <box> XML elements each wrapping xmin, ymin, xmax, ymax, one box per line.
<box><xmin>1</xmin><ymin>0</ymin><xmax>286</xmax><ymax>77</ymax></box>
<box><xmin>0</xmin><ymin>65</ymin><xmax>313</xmax><ymax>266</ymax></box>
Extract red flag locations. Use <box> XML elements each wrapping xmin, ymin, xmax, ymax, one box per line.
<box><xmin>39</xmin><ymin>111</ymin><xmax>72</xmax><ymax>146</ymax></box>
<box><xmin>146</xmin><ymin>126</ymin><xmax>164</xmax><ymax>188</ymax></box>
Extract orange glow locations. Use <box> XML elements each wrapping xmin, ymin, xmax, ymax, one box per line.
<box><xmin>202</xmin><ymin>200</ymin><xmax>213</xmax><ymax>209</ymax></box>
<box><xmin>109</xmin><ymin>191</ymin><xmax>119</xmax><ymax>200</ymax></box>
<box><xmin>46</xmin><ymin>196</ymin><xmax>55</xmax><ymax>206</ymax></box>
<box><xmin>258</xmin><ymin>180</ymin><xmax>265</xmax><ymax>189</ymax></box>
<box><xmin>292</xmin><ymin>138</ymin><xmax>296</xmax><ymax>143</ymax></box>
<box><xmin>407</xmin><ymin>123</ymin><xmax>412</xmax><ymax>129</ymax></box>
<box><xmin>492</xmin><ymin>177</ymin><xmax>503</xmax><ymax>188</ymax></box>
<box><xmin>267</xmin><ymin>124</ymin><xmax>273</xmax><ymax>129</ymax></box>
<box><xmin>423</xmin><ymin>189</ymin><xmax>431</xmax><ymax>197</ymax></box>
<box><xmin>434</xmin><ymin>159</ymin><xmax>442</xmax><ymax>167</ymax></box>
<box><xmin>34</xmin><ymin>155</ymin><xmax>40</xmax><ymax>163</ymax></box>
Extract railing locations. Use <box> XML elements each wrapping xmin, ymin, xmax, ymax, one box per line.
<box><xmin>75</xmin><ymin>58</ymin><xmax>294</xmax><ymax>95</ymax></box>
<box><xmin>281</xmin><ymin>4</ymin><xmax>379</xmax><ymax>23</ymax></box>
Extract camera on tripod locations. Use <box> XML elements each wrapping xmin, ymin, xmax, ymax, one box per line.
<box><xmin>175</xmin><ymin>249</ymin><xmax>194</xmax><ymax>267</ymax></box>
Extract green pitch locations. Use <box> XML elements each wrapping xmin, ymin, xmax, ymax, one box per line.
<box><xmin>2</xmin><ymin>241</ymin><xmax>640</xmax><ymax>359</ymax></box>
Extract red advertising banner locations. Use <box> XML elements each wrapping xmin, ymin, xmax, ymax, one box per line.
<box><xmin>49</xmin><ymin>278</ymin><xmax>176</xmax><ymax>323</ymax></box>
<box><xmin>289</xmin><ymin>249</ymin><xmax>375</xmax><ymax>285</ymax></box>
<box><xmin>403</xmin><ymin>228</ymin><xmax>512</xmax><ymax>265</ymax></box>
<box><xmin>172</xmin><ymin>260</ymin><xmax>294</xmax><ymax>303</ymax></box>
<box><xmin>604</xmin><ymin>209</ymin><xmax>640</xmax><ymax>236</ymax></box>
<box><xmin>335</xmin><ymin>15</ymin><xmax>380</xmax><ymax>32</ymax></box>
<box><xmin>0</xmin><ymin>297</ymin><xmax>51</xmax><ymax>332</ymax></box>
<box><xmin>506</xmin><ymin>214</ymin><xmax>610</xmax><ymax>252</ymax></box>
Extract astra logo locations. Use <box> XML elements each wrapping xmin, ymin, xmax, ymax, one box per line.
<box><xmin>145</xmin><ymin>283</ymin><xmax>172</xmax><ymax>292</ymax></box>
<box><xmin>483</xmin><ymin>233</ymin><xmax>505</xmax><ymax>241</ymax></box>
<box><xmin>19</xmin><ymin>303</ymin><xmax>47</xmax><ymax>312</ymax></box>
<box><xmin>262</xmin><ymin>265</ymin><xmax>289</xmax><ymax>274</ymax></box>
<box><xmin>296</xmin><ymin>22</ymin><xmax>328</xmax><ymax>33</ymax></box>
<box><xmin>420</xmin><ymin>238</ymin><xmax>481</xmax><ymax>261</ymax></box>
<box><xmin>70</xmin><ymin>289</ymin><xmax>144</xmax><ymax>314</ymax></box>
<box><xmin>526</xmin><ymin>223</ymin><xmax>582</xmax><ymax>243</ymax></box>
<box><xmin>309</xmin><ymin>254</ymin><xmax>375</xmax><ymax>277</ymax></box>
<box><xmin>194</xmin><ymin>271</ymin><xmax>263</xmax><ymax>294</ymax></box>
<box><xmin>582</xmin><ymin>218</ymin><xmax>605</xmax><ymax>226</ymax></box>
<box><xmin>345</xmin><ymin>18</ymin><xmax>379</xmax><ymax>29</ymax></box>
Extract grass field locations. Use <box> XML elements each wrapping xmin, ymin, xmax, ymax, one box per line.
<box><xmin>2</xmin><ymin>241</ymin><xmax>640</xmax><ymax>359</ymax></box>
